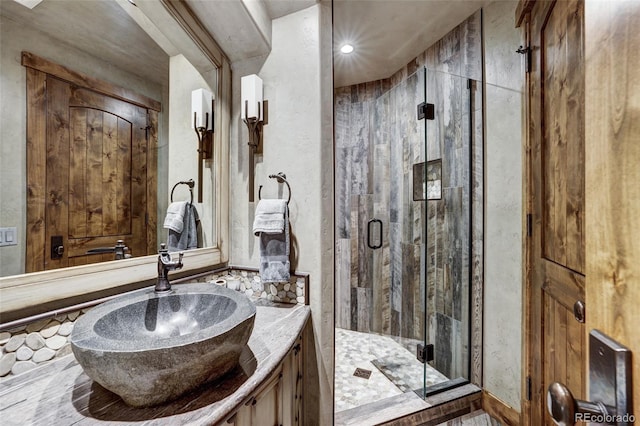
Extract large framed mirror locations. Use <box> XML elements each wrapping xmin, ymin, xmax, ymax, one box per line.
<box><xmin>0</xmin><ymin>0</ymin><xmax>230</xmax><ymax>323</ymax></box>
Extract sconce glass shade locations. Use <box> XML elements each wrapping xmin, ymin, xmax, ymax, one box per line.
<box><xmin>192</xmin><ymin>88</ymin><xmax>213</xmax><ymax>130</ymax></box>
<box><xmin>241</xmin><ymin>74</ymin><xmax>263</xmax><ymax>121</ymax></box>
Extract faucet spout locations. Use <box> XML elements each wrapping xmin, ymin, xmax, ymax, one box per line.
<box><xmin>155</xmin><ymin>244</ymin><xmax>184</xmax><ymax>293</ymax></box>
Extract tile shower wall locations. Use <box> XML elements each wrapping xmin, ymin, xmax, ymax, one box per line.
<box><xmin>335</xmin><ymin>10</ymin><xmax>483</xmax><ymax>381</ymax></box>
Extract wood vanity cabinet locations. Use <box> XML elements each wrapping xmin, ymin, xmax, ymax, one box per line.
<box><xmin>227</xmin><ymin>335</ymin><xmax>303</xmax><ymax>426</ymax></box>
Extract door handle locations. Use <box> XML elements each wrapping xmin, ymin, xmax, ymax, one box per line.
<box><xmin>51</xmin><ymin>235</ymin><xmax>64</xmax><ymax>259</ymax></box>
<box><xmin>367</xmin><ymin>219</ymin><xmax>382</xmax><ymax>250</ymax></box>
<box><xmin>546</xmin><ymin>330</ymin><xmax>632</xmax><ymax>425</ymax></box>
<box><xmin>547</xmin><ymin>382</ymin><xmax>608</xmax><ymax>425</ymax></box>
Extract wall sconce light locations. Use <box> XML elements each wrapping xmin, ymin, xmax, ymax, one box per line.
<box><xmin>192</xmin><ymin>88</ymin><xmax>214</xmax><ymax>203</ymax></box>
<box><xmin>241</xmin><ymin>74</ymin><xmax>268</xmax><ymax>202</ymax></box>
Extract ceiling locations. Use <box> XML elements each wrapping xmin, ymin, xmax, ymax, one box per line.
<box><xmin>3</xmin><ymin>0</ymin><xmax>491</xmax><ymax>89</ymax></box>
<box><xmin>187</xmin><ymin>0</ymin><xmax>489</xmax><ymax>87</ymax></box>
<box><xmin>0</xmin><ymin>0</ymin><xmax>169</xmax><ymax>86</ymax></box>
<box><xmin>332</xmin><ymin>0</ymin><xmax>489</xmax><ymax>87</ymax></box>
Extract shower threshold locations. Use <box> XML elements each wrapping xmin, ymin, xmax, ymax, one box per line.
<box><xmin>334</xmin><ymin>383</ymin><xmax>481</xmax><ymax>425</ymax></box>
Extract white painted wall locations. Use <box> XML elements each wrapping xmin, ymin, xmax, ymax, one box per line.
<box><xmin>483</xmin><ymin>0</ymin><xmax>525</xmax><ymax>411</ymax></box>
<box><xmin>167</xmin><ymin>55</ymin><xmax>216</xmax><ymax>248</ymax></box>
<box><xmin>0</xmin><ymin>15</ymin><xmax>168</xmax><ymax>277</ymax></box>
<box><xmin>228</xmin><ymin>4</ymin><xmax>334</xmax><ymax>424</ymax></box>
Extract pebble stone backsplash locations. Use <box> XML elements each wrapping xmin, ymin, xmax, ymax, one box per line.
<box><xmin>0</xmin><ymin>310</ymin><xmax>85</xmax><ymax>381</ymax></box>
<box><xmin>196</xmin><ymin>269</ymin><xmax>306</xmax><ymax>305</ymax></box>
<box><xmin>0</xmin><ymin>269</ymin><xmax>306</xmax><ymax>381</ymax></box>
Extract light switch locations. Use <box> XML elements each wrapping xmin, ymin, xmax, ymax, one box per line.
<box><xmin>0</xmin><ymin>227</ymin><xmax>17</xmax><ymax>247</ymax></box>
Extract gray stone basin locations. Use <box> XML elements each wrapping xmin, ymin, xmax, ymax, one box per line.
<box><xmin>70</xmin><ymin>283</ymin><xmax>256</xmax><ymax>407</ymax></box>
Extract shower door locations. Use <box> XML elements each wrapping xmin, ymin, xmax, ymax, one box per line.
<box><xmin>334</xmin><ymin>68</ymin><xmax>431</xmax><ymax>408</ymax></box>
<box><xmin>334</xmin><ymin>66</ymin><xmax>478</xmax><ymax>410</ymax></box>
<box><xmin>420</xmin><ymin>68</ymin><xmax>477</xmax><ymax>396</ymax></box>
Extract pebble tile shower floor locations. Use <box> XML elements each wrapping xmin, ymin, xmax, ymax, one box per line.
<box><xmin>335</xmin><ymin>328</ymin><xmax>449</xmax><ymax>412</ymax></box>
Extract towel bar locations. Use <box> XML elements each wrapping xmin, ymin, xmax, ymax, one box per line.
<box><xmin>171</xmin><ymin>179</ymin><xmax>195</xmax><ymax>204</ymax></box>
<box><xmin>258</xmin><ymin>172</ymin><xmax>291</xmax><ymax>205</ymax></box>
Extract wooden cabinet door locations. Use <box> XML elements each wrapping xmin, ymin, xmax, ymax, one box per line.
<box><xmin>26</xmin><ymin>71</ymin><xmax>154</xmax><ymax>271</ymax></box>
<box><xmin>228</xmin><ymin>335</ymin><xmax>304</xmax><ymax>426</ymax></box>
<box><xmin>281</xmin><ymin>336</ymin><xmax>303</xmax><ymax>426</ymax></box>
<box><xmin>525</xmin><ymin>0</ymin><xmax>586</xmax><ymax>424</ymax></box>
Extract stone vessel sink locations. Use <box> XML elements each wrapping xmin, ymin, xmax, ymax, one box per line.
<box><xmin>70</xmin><ymin>283</ymin><xmax>256</xmax><ymax>407</ymax></box>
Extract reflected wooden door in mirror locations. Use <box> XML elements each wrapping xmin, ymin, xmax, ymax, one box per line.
<box><xmin>24</xmin><ymin>53</ymin><xmax>159</xmax><ymax>272</ymax></box>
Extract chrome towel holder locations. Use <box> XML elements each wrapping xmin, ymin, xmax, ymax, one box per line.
<box><xmin>258</xmin><ymin>172</ymin><xmax>291</xmax><ymax>205</ymax></box>
<box><xmin>171</xmin><ymin>179</ymin><xmax>195</xmax><ymax>205</ymax></box>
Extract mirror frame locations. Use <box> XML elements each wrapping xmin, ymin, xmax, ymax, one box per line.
<box><xmin>0</xmin><ymin>0</ymin><xmax>231</xmax><ymax>324</ymax></box>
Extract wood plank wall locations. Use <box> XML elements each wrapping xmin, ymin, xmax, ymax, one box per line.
<box><xmin>334</xmin><ymin>11</ymin><xmax>483</xmax><ymax>381</ymax></box>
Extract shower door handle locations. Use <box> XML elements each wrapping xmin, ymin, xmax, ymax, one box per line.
<box><xmin>367</xmin><ymin>219</ymin><xmax>383</xmax><ymax>250</ymax></box>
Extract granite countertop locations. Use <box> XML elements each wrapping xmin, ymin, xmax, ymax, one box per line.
<box><xmin>0</xmin><ymin>299</ymin><xmax>310</xmax><ymax>426</ymax></box>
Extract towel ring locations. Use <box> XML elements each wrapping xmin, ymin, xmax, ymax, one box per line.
<box><xmin>258</xmin><ymin>172</ymin><xmax>291</xmax><ymax>205</ymax></box>
<box><xmin>171</xmin><ymin>179</ymin><xmax>195</xmax><ymax>204</ymax></box>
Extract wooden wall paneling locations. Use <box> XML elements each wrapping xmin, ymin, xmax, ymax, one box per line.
<box><xmin>336</xmin><ymin>238</ymin><xmax>351</xmax><ymax>330</ymax></box>
<box><xmin>146</xmin><ymin>109</ymin><xmax>158</xmax><ymax>254</ymax></box>
<box><xmin>413</xmin><ymin>244</ymin><xmax>422</xmax><ymax>340</ymax></box>
<box><xmin>86</xmin><ymin>108</ymin><xmax>104</xmax><ymax>237</ymax></box>
<box><xmin>349</xmin><ymin>194</ymin><xmax>359</xmax><ymax>329</ymax></box>
<box><xmin>426</xmin><ymin>200</ymin><xmax>438</xmax><ymax>339</ymax></box>
<box><xmin>22</xmin><ymin>52</ymin><xmax>161</xmax><ymax>112</ymax></box>
<box><xmin>45</xmin><ymin>77</ymin><xmax>71</xmax><ymax>270</ymax></box>
<box><xmin>118</xmin><ymin>117</ymin><xmax>133</xmax><ymax>237</ymax></box>
<box><xmin>373</xmin><ymin>87</ymin><xmax>392</xmax><ymax>332</ymax></box>
<box><xmin>401</xmin><ymin>242</ymin><xmax>415</xmax><ymax>338</ymax></box>
<box><xmin>434</xmin><ymin>199</ymin><xmax>445</xmax><ymax>325</ymax></box>
<box><xmin>129</xmin><ymin>106</ymin><xmax>148</xmax><ymax>258</ymax></box>
<box><xmin>482</xmin><ymin>390</ymin><xmax>521</xmax><ymax>426</ymax></box>
<box><xmin>101</xmin><ymin>112</ymin><xmax>118</xmax><ymax>236</ymax></box>
<box><xmin>25</xmin><ymin>69</ymin><xmax>48</xmax><ymax>273</ymax></box>
<box><xmin>356</xmin><ymin>286</ymin><xmax>370</xmax><ymax>333</ymax></box>
<box><xmin>585</xmin><ymin>0</ymin><xmax>640</xmax><ymax>415</ymax></box>
<box><xmin>68</xmin><ymin>108</ymin><xmax>88</xmax><ymax>239</ymax></box>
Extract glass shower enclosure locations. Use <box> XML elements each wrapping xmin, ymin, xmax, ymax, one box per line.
<box><xmin>334</xmin><ymin>67</ymin><xmax>477</xmax><ymax>412</ymax></box>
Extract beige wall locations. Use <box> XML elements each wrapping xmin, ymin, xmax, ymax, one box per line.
<box><xmin>482</xmin><ymin>0</ymin><xmax>525</xmax><ymax>411</ymax></box>
<box><xmin>0</xmin><ymin>15</ymin><xmax>168</xmax><ymax>277</ymax></box>
<box><xmin>228</xmin><ymin>4</ymin><xmax>334</xmax><ymax>424</ymax></box>
<box><xmin>167</xmin><ymin>55</ymin><xmax>216</xmax><ymax>248</ymax></box>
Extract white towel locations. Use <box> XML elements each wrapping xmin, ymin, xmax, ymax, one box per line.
<box><xmin>253</xmin><ymin>199</ymin><xmax>287</xmax><ymax>235</ymax></box>
<box><xmin>163</xmin><ymin>202</ymin><xmax>188</xmax><ymax>233</ymax></box>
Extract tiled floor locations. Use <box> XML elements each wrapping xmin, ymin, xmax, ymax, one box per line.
<box><xmin>335</xmin><ymin>328</ymin><xmax>449</xmax><ymax>412</ymax></box>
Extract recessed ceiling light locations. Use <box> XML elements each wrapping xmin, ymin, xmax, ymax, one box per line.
<box><xmin>340</xmin><ymin>44</ymin><xmax>354</xmax><ymax>54</ymax></box>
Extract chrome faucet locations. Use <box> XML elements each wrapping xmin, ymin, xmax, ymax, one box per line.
<box><xmin>156</xmin><ymin>243</ymin><xmax>183</xmax><ymax>292</ymax></box>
